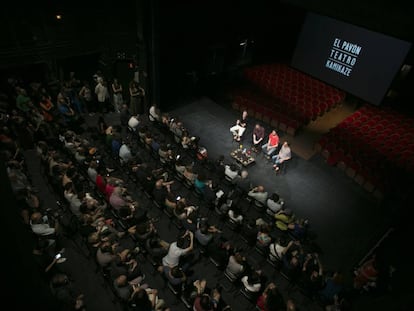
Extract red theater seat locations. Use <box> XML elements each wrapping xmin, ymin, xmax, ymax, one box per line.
<box><xmin>345</xmin><ymin>159</ymin><xmax>361</xmax><ymax>179</ymax></box>
<box><xmin>315</xmin><ymin>136</ymin><xmax>329</xmax><ymax>153</ymax></box>
<box><xmin>327</xmin><ymin>148</ymin><xmax>345</xmax><ymax>166</ymax></box>
<box><xmin>322</xmin><ymin>142</ymin><xmax>336</xmax><ymax>160</ymax></box>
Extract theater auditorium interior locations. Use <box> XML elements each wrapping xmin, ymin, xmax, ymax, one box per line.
<box><xmin>1</xmin><ymin>0</ymin><xmax>413</xmax><ymax>310</ymax></box>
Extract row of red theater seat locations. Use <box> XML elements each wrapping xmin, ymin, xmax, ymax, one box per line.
<box><xmin>316</xmin><ymin>105</ymin><xmax>414</xmax><ymax>198</ymax></box>
<box><xmin>243</xmin><ymin>64</ymin><xmax>345</xmax><ymax>124</ymax></box>
<box><xmin>231</xmin><ymin>88</ymin><xmax>300</xmax><ymax>135</ymax></box>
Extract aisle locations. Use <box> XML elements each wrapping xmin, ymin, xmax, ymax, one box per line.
<box><xmin>286</xmin><ymin>100</ymin><xmax>357</xmax><ymax>161</ymax></box>
<box><xmin>23</xmin><ymin>149</ymin><xmax>124</xmax><ymax>311</ymax></box>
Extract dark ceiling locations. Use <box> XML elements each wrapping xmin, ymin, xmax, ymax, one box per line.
<box><xmin>0</xmin><ymin>0</ymin><xmax>412</xmax><ymax>67</ymax></box>
<box><xmin>282</xmin><ymin>0</ymin><xmax>414</xmax><ymax>42</ymax></box>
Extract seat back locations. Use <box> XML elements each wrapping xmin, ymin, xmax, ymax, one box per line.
<box><xmin>239</xmin><ymin>286</ymin><xmax>258</xmax><ymax>303</ymax></box>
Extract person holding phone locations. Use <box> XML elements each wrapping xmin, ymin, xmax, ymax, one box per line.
<box><xmin>162</xmin><ymin>230</ymin><xmax>194</xmax><ymax>269</ymax></box>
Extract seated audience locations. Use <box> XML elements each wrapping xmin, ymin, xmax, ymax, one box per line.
<box><xmin>232</xmin><ymin>169</ymin><xmax>252</xmax><ymax>194</ymax></box>
<box><xmin>225</xmin><ymin>252</ymin><xmax>246</xmax><ymax>280</ymax></box>
<box><xmin>149</xmin><ymin>104</ymin><xmax>161</xmax><ymax>122</ymax></box>
<box><xmin>241</xmin><ymin>269</ymin><xmax>263</xmax><ymax>293</ymax></box>
<box><xmin>257</xmin><ymin>224</ymin><xmax>272</xmax><ymax>247</ymax></box>
<box><xmin>256</xmin><ymin>282</ymin><xmax>285</xmax><ymax>311</ymax></box>
<box><xmin>228</xmin><ymin>206</ymin><xmax>243</xmax><ymax>224</ymax></box>
<box><xmin>319</xmin><ymin>271</ymin><xmax>344</xmax><ymax>306</ymax></box>
<box><xmin>224</xmin><ymin>164</ymin><xmax>239</xmax><ymax>180</ymax></box>
<box><xmin>162</xmin><ymin>230</ymin><xmax>194</xmax><ymax>269</ymax></box>
<box><xmin>269</xmin><ymin>238</ymin><xmax>297</xmax><ymax>262</ymax></box>
<box><xmin>145</xmin><ymin>237</ymin><xmax>169</xmax><ymax>263</ymax></box>
<box><xmin>30</xmin><ymin>211</ymin><xmax>58</xmax><ymax>239</ymax></box>
<box><xmin>127</xmin><ymin>115</ymin><xmax>140</xmax><ymax>131</ymax></box>
<box><xmin>119</xmin><ymin>141</ymin><xmax>133</xmax><ymax>164</ymax></box>
<box><xmin>195</xmin><ymin>222</ymin><xmax>220</xmax><ymax>247</ymax></box>
<box><xmin>248</xmin><ymin>185</ymin><xmax>268</xmax><ymax>205</ymax></box>
<box><xmin>301</xmin><ymin>252</ymin><xmax>324</xmax><ymax>299</ymax></box>
<box><xmin>274</xmin><ymin>208</ymin><xmax>295</xmax><ymax>231</ymax></box>
<box><xmin>353</xmin><ymin>254</ymin><xmax>378</xmax><ymax>291</ymax></box>
<box><xmin>183</xmin><ymin>165</ymin><xmax>197</xmax><ymax>183</ymax></box>
<box><xmin>266</xmin><ymin>193</ymin><xmax>284</xmax><ymax>215</ymax></box>
<box><xmin>129</xmin><ymin>287</ymin><xmax>165</xmax><ymax>311</ymax></box>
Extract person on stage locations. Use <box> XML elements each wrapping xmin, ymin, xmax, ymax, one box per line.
<box><xmin>230</xmin><ymin>110</ymin><xmax>248</xmax><ymax>142</ymax></box>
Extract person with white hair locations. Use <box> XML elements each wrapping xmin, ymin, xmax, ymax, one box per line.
<box><xmin>149</xmin><ymin>104</ymin><xmax>160</xmax><ymax>122</ymax></box>
<box><xmin>119</xmin><ymin>141</ymin><xmax>133</xmax><ymax>164</ymax></box>
<box><xmin>232</xmin><ymin>169</ymin><xmax>252</xmax><ymax>194</ymax></box>
<box><xmin>127</xmin><ymin>114</ymin><xmax>140</xmax><ymax>131</ymax></box>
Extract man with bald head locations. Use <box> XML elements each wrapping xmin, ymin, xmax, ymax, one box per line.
<box><xmin>248</xmin><ymin>185</ymin><xmax>268</xmax><ymax>205</ymax></box>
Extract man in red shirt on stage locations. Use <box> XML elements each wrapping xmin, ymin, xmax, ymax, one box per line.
<box><xmin>261</xmin><ymin>130</ymin><xmax>279</xmax><ymax>159</ymax></box>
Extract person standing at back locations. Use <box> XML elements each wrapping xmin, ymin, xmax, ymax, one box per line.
<box><xmin>95</xmin><ymin>77</ymin><xmax>109</xmax><ymax>114</ymax></box>
<box><xmin>129</xmin><ymin>80</ymin><xmax>145</xmax><ymax>115</ymax></box>
<box><xmin>111</xmin><ymin>78</ymin><xmax>123</xmax><ymax>113</ymax></box>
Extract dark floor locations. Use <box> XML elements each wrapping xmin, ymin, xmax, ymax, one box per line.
<box><xmin>16</xmin><ymin>96</ymin><xmax>411</xmax><ymax>311</ymax></box>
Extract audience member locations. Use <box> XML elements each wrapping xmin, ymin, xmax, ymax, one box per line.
<box><xmin>119</xmin><ymin>141</ymin><xmax>133</xmax><ymax>164</ymax></box>
<box><xmin>128</xmin><ymin>115</ymin><xmax>140</xmax><ymax>131</ymax></box>
<box><xmin>162</xmin><ymin>230</ymin><xmax>194</xmax><ymax>269</ymax></box>
<box><xmin>274</xmin><ymin>208</ymin><xmax>295</xmax><ymax>231</ymax></box>
<box><xmin>225</xmin><ymin>252</ymin><xmax>246</xmax><ymax>280</ymax></box>
<box><xmin>269</xmin><ymin>238</ymin><xmax>297</xmax><ymax>262</ymax></box>
<box><xmin>111</xmin><ymin>78</ymin><xmax>123</xmax><ymax>113</ymax></box>
<box><xmin>319</xmin><ymin>271</ymin><xmax>344</xmax><ymax>306</ymax></box>
<box><xmin>149</xmin><ymin>104</ymin><xmax>161</xmax><ymax>122</ymax></box>
<box><xmin>232</xmin><ymin>169</ymin><xmax>252</xmax><ymax>194</ymax></box>
<box><xmin>257</xmin><ymin>223</ymin><xmax>272</xmax><ymax>247</ymax></box>
<box><xmin>195</xmin><ymin>222</ymin><xmax>220</xmax><ymax>247</ymax></box>
<box><xmin>248</xmin><ymin>185</ymin><xmax>268</xmax><ymax>205</ymax></box>
<box><xmin>301</xmin><ymin>253</ymin><xmax>324</xmax><ymax>298</ymax></box>
<box><xmin>266</xmin><ymin>193</ymin><xmax>284</xmax><ymax>215</ymax></box>
<box><xmin>241</xmin><ymin>269</ymin><xmax>263</xmax><ymax>293</ymax></box>
<box><xmin>224</xmin><ymin>163</ymin><xmax>239</xmax><ymax>180</ymax></box>
<box><xmin>228</xmin><ymin>206</ymin><xmax>243</xmax><ymax>224</ymax></box>
<box><xmin>120</xmin><ymin>104</ymin><xmax>131</xmax><ymax>128</ymax></box>
<box><xmin>353</xmin><ymin>255</ymin><xmax>378</xmax><ymax>291</ymax></box>
<box><xmin>256</xmin><ymin>282</ymin><xmax>285</xmax><ymax>311</ymax></box>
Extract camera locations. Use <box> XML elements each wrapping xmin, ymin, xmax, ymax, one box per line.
<box><xmin>176</xmin><ymin>196</ymin><xmax>181</xmax><ymax>201</ymax></box>
<box><xmin>55</xmin><ymin>253</ymin><xmax>62</xmax><ymax>259</ymax></box>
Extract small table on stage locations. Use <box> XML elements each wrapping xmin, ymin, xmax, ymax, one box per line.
<box><xmin>230</xmin><ymin>148</ymin><xmax>255</xmax><ymax>167</ymax></box>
